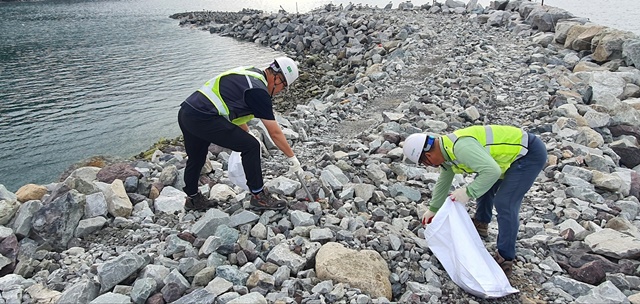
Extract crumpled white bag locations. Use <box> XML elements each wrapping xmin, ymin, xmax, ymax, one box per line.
<box><xmin>227</xmin><ymin>151</ymin><xmax>249</xmax><ymax>191</ymax></box>
<box><xmin>424</xmin><ymin>197</ymin><xmax>519</xmax><ymax>298</ymax></box>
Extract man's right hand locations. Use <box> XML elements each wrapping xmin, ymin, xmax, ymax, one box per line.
<box><xmin>287</xmin><ymin>156</ymin><xmax>303</xmax><ymax>176</ymax></box>
<box><xmin>422</xmin><ymin>210</ymin><xmax>436</xmax><ymax>225</ymax></box>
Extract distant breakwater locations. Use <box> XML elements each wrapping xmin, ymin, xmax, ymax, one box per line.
<box><xmin>169</xmin><ymin>0</ymin><xmax>640</xmax><ymax>115</ymax></box>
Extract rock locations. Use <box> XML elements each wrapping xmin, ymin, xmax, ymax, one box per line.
<box><xmin>315</xmin><ymin>242</ymin><xmax>392</xmax><ymax>299</ymax></box>
<box><xmin>31</xmin><ymin>190</ymin><xmax>84</xmax><ymax>251</ymax></box>
<box><xmin>15</xmin><ymin>184</ymin><xmax>47</xmax><ymax>202</ymax></box>
<box><xmin>57</xmin><ymin>280</ymin><xmax>100</xmax><ymax>304</ymax></box>
<box><xmin>96</xmin><ymin>162</ymin><xmax>142</xmax><ymax>184</ymax></box>
<box><xmin>584</xmin><ymin>228</ymin><xmax>640</xmax><ymax>259</ymax></box>
<box><xmin>97</xmin><ymin>253</ymin><xmax>149</xmax><ymax>293</ymax></box>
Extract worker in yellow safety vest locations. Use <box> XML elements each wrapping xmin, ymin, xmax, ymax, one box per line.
<box><xmin>403</xmin><ymin>125</ymin><xmax>547</xmax><ymax>276</ymax></box>
<box><xmin>178</xmin><ymin>57</ymin><xmax>302</xmax><ymax>211</ymax></box>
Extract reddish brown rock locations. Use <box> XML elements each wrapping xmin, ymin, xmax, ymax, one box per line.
<box><xmin>96</xmin><ymin>162</ymin><xmax>141</xmax><ymax>184</ymax></box>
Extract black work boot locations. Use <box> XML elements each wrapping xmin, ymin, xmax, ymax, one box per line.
<box><xmin>472</xmin><ymin>218</ymin><xmax>489</xmax><ymax>238</ymax></box>
<box><xmin>250</xmin><ymin>189</ymin><xmax>287</xmax><ymax>211</ymax></box>
<box><xmin>184</xmin><ymin>192</ymin><xmax>217</xmax><ymax>211</ymax></box>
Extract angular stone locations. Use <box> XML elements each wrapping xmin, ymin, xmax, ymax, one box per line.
<box><xmin>593</xmin><ymin>29</ymin><xmax>637</xmax><ymax>62</ymax></box>
<box><xmin>215</xmin><ymin>265</ymin><xmax>249</xmax><ymax>286</ymax></box>
<box><xmin>610</xmin><ymin>138</ymin><xmax>640</xmax><ymax>168</ymax></box>
<box><xmin>25</xmin><ymin>284</ymin><xmax>61</xmax><ymax>303</ymax></box>
<box><xmin>31</xmin><ymin>190</ymin><xmax>84</xmax><ymax>251</ymax></box>
<box><xmin>622</xmin><ymin>38</ymin><xmax>640</xmax><ymax>67</ymax></box>
<box><xmin>105</xmin><ymin>179</ymin><xmax>133</xmax><ymax>218</ymax></box>
<box><xmin>575</xmin><ymin>281</ymin><xmax>628</xmax><ymax>303</ymax></box>
<box><xmin>205</xmin><ymin>276</ymin><xmax>233</xmax><ymax>297</ymax></box>
<box><xmin>208</xmin><ymin>183</ymin><xmax>236</xmax><ymax>201</ymax></box>
<box><xmin>131</xmin><ymin>278</ymin><xmax>156</xmax><ymax>304</ymax></box>
<box><xmin>11</xmin><ymin>200</ymin><xmax>42</xmax><ymax>238</ymax></box>
<box><xmin>310</xmin><ymin>228</ymin><xmax>333</xmax><ymax>242</ymax></box>
<box><xmin>227</xmin><ymin>292</ymin><xmax>267</xmax><ymax>304</ymax></box>
<box><xmin>228</xmin><ymin>210</ymin><xmax>260</xmax><ymax>228</ymax></box>
<box><xmin>192</xmin><ymin>266</ymin><xmax>216</xmax><ymax>287</ymax></box>
<box><xmin>549</xmin><ymin>276</ymin><xmax>594</xmax><ymax>298</ymax></box>
<box><xmin>266</xmin><ymin>243</ymin><xmax>307</xmax><ymax>274</ymax></box>
<box><xmin>139</xmin><ymin>264</ymin><xmax>170</xmax><ymax>291</ymax></box>
<box><xmin>58</xmin><ymin>280</ymin><xmax>100</xmax><ymax>304</ymax></box>
<box><xmin>170</xmin><ymin>288</ymin><xmax>216</xmax><ymax>304</ymax></box>
<box><xmin>159</xmin><ymin>165</ymin><xmax>178</xmax><ymax>187</ymax></box>
<box><xmin>161</xmin><ymin>282</ymin><xmax>184</xmax><ymax>303</ymax></box>
<box><xmin>153</xmin><ymin>186</ymin><xmax>186</xmax><ymax>214</ymax></box>
<box><xmin>0</xmin><ymin>198</ymin><xmax>19</xmax><ymax>226</ymax></box>
<box><xmin>74</xmin><ymin>216</ymin><xmax>108</xmax><ymax>238</ymax></box>
<box><xmin>290</xmin><ymin>210</ymin><xmax>315</xmax><ymax>227</ymax></box>
<box><xmin>98</xmin><ymin>253</ymin><xmax>149</xmax><ymax>293</ymax></box>
<box><xmin>584</xmin><ymin>228</ymin><xmax>640</xmax><ymax>259</ymax></box>
<box><xmin>591</xmin><ymin>171</ymin><xmax>624</xmax><ymax>192</ymax></box>
<box><xmin>84</xmin><ymin>192</ymin><xmax>108</xmax><ymax>218</ymax></box>
<box><xmin>191</xmin><ymin>208</ymin><xmax>230</xmax><ymax>239</ymax></box>
<box><xmin>245</xmin><ymin>270</ymin><xmax>275</xmax><ymax>290</ymax></box>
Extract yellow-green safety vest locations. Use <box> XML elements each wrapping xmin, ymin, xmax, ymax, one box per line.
<box><xmin>441</xmin><ymin>125</ymin><xmax>529</xmax><ymax>174</ymax></box>
<box><xmin>197</xmin><ymin>67</ymin><xmax>268</xmax><ymax>126</ymax></box>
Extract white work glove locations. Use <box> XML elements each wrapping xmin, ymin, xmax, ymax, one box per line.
<box><xmin>422</xmin><ymin>210</ymin><xmax>436</xmax><ymax>226</ymax></box>
<box><xmin>287</xmin><ymin>156</ymin><xmax>303</xmax><ymax>176</ymax></box>
<box><xmin>450</xmin><ymin>187</ymin><xmax>470</xmax><ymax>204</ymax></box>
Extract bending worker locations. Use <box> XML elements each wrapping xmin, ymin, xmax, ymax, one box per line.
<box><xmin>403</xmin><ymin>125</ymin><xmax>547</xmax><ymax>275</ymax></box>
<box><xmin>178</xmin><ymin>56</ymin><xmax>303</xmax><ymax>211</ymax></box>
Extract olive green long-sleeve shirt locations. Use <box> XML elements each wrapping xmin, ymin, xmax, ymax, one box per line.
<box><xmin>428</xmin><ymin>137</ymin><xmax>502</xmax><ymax>213</ymax></box>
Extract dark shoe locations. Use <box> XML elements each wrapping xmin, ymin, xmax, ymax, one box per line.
<box><xmin>473</xmin><ymin>218</ymin><xmax>489</xmax><ymax>238</ymax></box>
<box><xmin>250</xmin><ymin>190</ymin><xmax>287</xmax><ymax>211</ymax></box>
<box><xmin>184</xmin><ymin>192</ymin><xmax>217</xmax><ymax>211</ymax></box>
<box><xmin>494</xmin><ymin>251</ymin><xmax>514</xmax><ymax>276</ymax></box>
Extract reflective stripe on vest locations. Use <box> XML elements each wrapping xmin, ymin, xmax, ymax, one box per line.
<box><xmin>442</xmin><ymin>125</ymin><xmax>529</xmax><ymax>174</ymax></box>
<box><xmin>196</xmin><ymin>67</ymin><xmax>268</xmax><ymax>121</ymax></box>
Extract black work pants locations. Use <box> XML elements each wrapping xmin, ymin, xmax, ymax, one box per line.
<box><xmin>178</xmin><ymin>105</ymin><xmax>262</xmax><ymax>196</ymax></box>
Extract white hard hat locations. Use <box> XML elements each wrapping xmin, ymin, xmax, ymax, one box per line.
<box><xmin>403</xmin><ymin>133</ymin><xmax>435</xmax><ymax>164</ymax></box>
<box><xmin>273</xmin><ymin>56</ymin><xmax>299</xmax><ymax>86</ymax></box>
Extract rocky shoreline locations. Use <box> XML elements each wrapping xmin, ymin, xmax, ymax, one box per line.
<box><xmin>1</xmin><ymin>1</ymin><xmax>640</xmax><ymax>303</ymax></box>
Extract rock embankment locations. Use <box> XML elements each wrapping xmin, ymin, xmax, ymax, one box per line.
<box><xmin>1</xmin><ymin>1</ymin><xmax>640</xmax><ymax>304</ymax></box>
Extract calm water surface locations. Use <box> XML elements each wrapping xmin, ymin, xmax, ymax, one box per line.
<box><xmin>542</xmin><ymin>0</ymin><xmax>640</xmax><ymax>35</ymax></box>
<box><xmin>1</xmin><ymin>0</ymin><xmax>638</xmax><ymax>192</ymax></box>
<box><xmin>0</xmin><ymin>0</ymin><xmax>286</xmax><ymax>191</ymax></box>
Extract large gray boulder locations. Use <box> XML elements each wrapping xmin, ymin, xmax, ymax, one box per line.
<box><xmin>524</xmin><ymin>5</ymin><xmax>574</xmax><ymax>32</ymax></box>
<box><xmin>31</xmin><ymin>190</ymin><xmax>84</xmax><ymax>251</ymax></box>
<box><xmin>315</xmin><ymin>242</ymin><xmax>392</xmax><ymax>300</ymax></box>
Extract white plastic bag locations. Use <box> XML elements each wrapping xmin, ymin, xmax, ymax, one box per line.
<box><xmin>227</xmin><ymin>151</ymin><xmax>249</xmax><ymax>191</ymax></box>
<box><xmin>424</xmin><ymin>197</ymin><xmax>519</xmax><ymax>298</ymax></box>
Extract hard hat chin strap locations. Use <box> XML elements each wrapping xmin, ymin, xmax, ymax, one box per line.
<box><xmin>270</xmin><ymin>68</ymin><xmax>284</xmax><ymax>97</ymax></box>
<box><xmin>269</xmin><ymin>62</ymin><xmax>288</xmax><ymax>85</ymax></box>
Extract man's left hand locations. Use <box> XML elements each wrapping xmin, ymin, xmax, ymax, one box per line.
<box><xmin>450</xmin><ymin>187</ymin><xmax>470</xmax><ymax>203</ymax></box>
